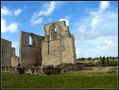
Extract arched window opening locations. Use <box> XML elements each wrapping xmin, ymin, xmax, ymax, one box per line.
<box><xmin>54</xmin><ymin>26</ymin><xmax>59</xmax><ymax>32</ymax></box>
<box><xmin>29</xmin><ymin>36</ymin><xmax>32</xmax><ymax>45</ymax></box>
<box><xmin>54</xmin><ymin>27</ymin><xmax>57</xmax><ymax>32</ymax></box>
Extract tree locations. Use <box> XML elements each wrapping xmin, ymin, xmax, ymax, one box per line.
<box><xmin>77</xmin><ymin>58</ymin><xmax>81</xmax><ymax>61</ymax></box>
<box><xmin>88</xmin><ymin>57</ymin><xmax>92</xmax><ymax>61</ymax></box>
<box><xmin>107</xmin><ymin>57</ymin><xmax>109</xmax><ymax>63</ymax></box>
<box><xmin>81</xmin><ymin>57</ymin><xmax>85</xmax><ymax>61</ymax></box>
<box><xmin>100</xmin><ymin>56</ymin><xmax>102</xmax><ymax>60</ymax></box>
<box><xmin>112</xmin><ymin>57</ymin><xmax>115</xmax><ymax>60</ymax></box>
<box><xmin>102</xmin><ymin>56</ymin><xmax>105</xmax><ymax>64</ymax></box>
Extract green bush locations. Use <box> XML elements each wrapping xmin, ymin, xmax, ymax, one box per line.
<box><xmin>109</xmin><ymin>60</ymin><xmax>118</xmax><ymax>66</ymax></box>
<box><xmin>95</xmin><ymin>60</ymin><xmax>118</xmax><ymax>66</ymax></box>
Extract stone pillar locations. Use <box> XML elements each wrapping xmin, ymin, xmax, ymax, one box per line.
<box><xmin>11</xmin><ymin>47</ymin><xmax>16</xmax><ymax>56</ymax></box>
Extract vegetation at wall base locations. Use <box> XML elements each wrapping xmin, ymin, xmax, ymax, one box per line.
<box><xmin>42</xmin><ymin>65</ymin><xmax>61</xmax><ymax>75</ymax></box>
<box><xmin>17</xmin><ymin>66</ymin><xmax>25</xmax><ymax>74</ymax></box>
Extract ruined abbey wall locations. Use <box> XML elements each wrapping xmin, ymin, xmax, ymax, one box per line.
<box><xmin>1</xmin><ymin>38</ymin><xmax>19</xmax><ymax>67</ymax></box>
<box><xmin>19</xmin><ymin>21</ymin><xmax>76</xmax><ymax>66</ymax></box>
<box><xmin>11</xmin><ymin>47</ymin><xmax>19</xmax><ymax>66</ymax></box>
<box><xmin>20</xmin><ymin>31</ymin><xmax>44</xmax><ymax>66</ymax></box>
<box><xmin>1</xmin><ymin>38</ymin><xmax>12</xmax><ymax>66</ymax></box>
<box><xmin>2</xmin><ymin>21</ymin><xmax>76</xmax><ymax>67</ymax></box>
<box><xmin>42</xmin><ymin>40</ymin><xmax>61</xmax><ymax>66</ymax></box>
<box><xmin>42</xmin><ymin>21</ymin><xmax>76</xmax><ymax>66</ymax></box>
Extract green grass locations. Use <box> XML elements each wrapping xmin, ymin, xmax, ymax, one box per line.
<box><xmin>2</xmin><ymin>71</ymin><xmax>117</xmax><ymax>89</ymax></box>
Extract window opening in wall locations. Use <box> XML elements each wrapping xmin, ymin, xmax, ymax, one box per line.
<box><xmin>54</xmin><ymin>27</ymin><xmax>57</xmax><ymax>32</ymax></box>
<box><xmin>29</xmin><ymin>36</ymin><xmax>32</xmax><ymax>45</ymax></box>
<box><xmin>54</xmin><ymin>26</ymin><xmax>59</xmax><ymax>39</ymax></box>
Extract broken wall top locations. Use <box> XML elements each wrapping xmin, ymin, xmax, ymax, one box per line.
<box><xmin>44</xmin><ymin>21</ymin><xmax>69</xmax><ymax>32</ymax></box>
<box><xmin>44</xmin><ymin>21</ymin><xmax>72</xmax><ymax>41</ymax></box>
<box><xmin>20</xmin><ymin>31</ymin><xmax>45</xmax><ymax>47</ymax></box>
<box><xmin>1</xmin><ymin>38</ymin><xmax>12</xmax><ymax>44</ymax></box>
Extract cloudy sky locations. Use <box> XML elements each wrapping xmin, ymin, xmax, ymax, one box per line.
<box><xmin>1</xmin><ymin>1</ymin><xmax>118</xmax><ymax>58</ymax></box>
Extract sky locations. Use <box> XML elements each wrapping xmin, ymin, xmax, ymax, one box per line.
<box><xmin>1</xmin><ymin>1</ymin><xmax>118</xmax><ymax>58</ymax></box>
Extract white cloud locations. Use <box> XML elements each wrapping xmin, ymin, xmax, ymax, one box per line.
<box><xmin>73</xmin><ymin>1</ymin><xmax>117</xmax><ymax>58</ymax></box>
<box><xmin>31</xmin><ymin>1</ymin><xmax>56</xmax><ymax>25</ymax></box>
<box><xmin>90</xmin><ymin>1</ymin><xmax>110</xmax><ymax>15</ymax></box>
<box><xmin>33</xmin><ymin>18</ymin><xmax>43</xmax><ymax>25</ymax></box>
<box><xmin>100</xmin><ymin>1</ymin><xmax>110</xmax><ymax>12</ymax></box>
<box><xmin>1</xmin><ymin>6</ymin><xmax>21</xmax><ymax>33</ymax></box>
<box><xmin>97</xmin><ymin>40</ymin><xmax>116</xmax><ymax>51</ymax></box>
<box><xmin>1</xmin><ymin>18</ymin><xmax>18</xmax><ymax>33</ymax></box>
<box><xmin>91</xmin><ymin>15</ymin><xmax>103</xmax><ymax>28</ymax></box>
<box><xmin>1</xmin><ymin>6</ymin><xmax>11</xmax><ymax>15</ymax></box>
<box><xmin>104</xmin><ymin>40</ymin><xmax>114</xmax><ymax>46</ymax></box>
<box><xmin>90</xmin><ymin>1</ymin><xmax>110</xmax><ymax>29</ymax></box>
<box><xmin>74</xmin><ymin>1</ymin><xmax>117</xmax><ymax>41</ymax></box>
<box><xmin>8</xmin><ymin>23</ymin><xmax>18</xmax><ymax>33</ymax></box>
<box><xmin>43</xmin><ymin>1</ymin><xmax>56</xmax><ymax>16</ymax></box>
<box><xmin>1</xmin><ymin>6</ymin><xmax>22</xmax><ymax>16</ymax></box>
<box><xmin>14</xmin><ymin>8</ymin><xmax>22</xmax><ymax>16</ymax></box>
<box><xmin>75</xmin><ymin>36</ymin><xmax>118</xmax><ymax>58</ymax></box>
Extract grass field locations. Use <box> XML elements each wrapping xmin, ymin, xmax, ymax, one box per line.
<box><xmin>2</xmin><ymin>71</ymin><xmax>118</xmax><ymax>89</ymax></box>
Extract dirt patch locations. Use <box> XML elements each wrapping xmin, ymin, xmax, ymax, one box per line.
<box><xmin>79</xmin><ymin>69</ymin><xmax>109</xmax><ymax>72</ymax></box>
<box><xmin>79</xmin><ymin>66</ymin><xmax>117</xmax><ymax>72</ymax></box>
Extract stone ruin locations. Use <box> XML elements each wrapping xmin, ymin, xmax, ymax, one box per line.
<box><xmin>20</xmin><ymin>21</ymin><xmax>76</xmax><ymax>66</ymax></box>
<box><xmin>1</xmin><ymin>38</ymin><xmax>19</xmax><ymax>67</ymax></box>
<box><xmin>1</xmin><ymin>21</ymin><xmax>76</xmax><ymax>74</ymax></box>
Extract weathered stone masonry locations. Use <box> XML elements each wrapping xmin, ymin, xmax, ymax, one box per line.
<box><xmin>42</xmin><ymin>21</ymin><xmax>76</xmax><ymax>66</ymax></box>
<box><xmin>1</xmin><ymin>38</ymin><xmax>12</xmax><ymax>67</ymax></box>
<box><xmin>19</xmin><ymin>32</ymin><xmax>44</xmax><ymax>66</ymax></box>
<box><xmin>1</xmin><ymin>38</ymin><xmax>19</xmax><ymax>67</ymax></box>
<box><xmin>20</xmin><ymin>21</ymin><xmax>76</xmax><ymax>66</ymax></box>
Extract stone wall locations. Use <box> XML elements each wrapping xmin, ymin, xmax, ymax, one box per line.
<box><xmin>42</xmin><ymin>21</ymin><xmax>76</xmax><ymax>66</ymax></box>
<box><xmin>20</xmin><ymin>31</ymin><xmax>44</xmax><ymax>66</ymax></box>
<box><xmin>1</xmin><ymin>38</ymin><xmax>12</xmax><ymax>66</ymax></box>
<box><xmin>42</xmin><ymin>37</ymin><xmax>76</xmax><ymax>66</ymax></box>
<box><xmin>61</xmin><ymin>37</ymin><xmax>76</xmax><ymax>64</ymax></box>
<box><xmin>1</xmin><ymin>66</ymin><xmax>43</xmax><ymax>75</ymax></box>
<box><xmin>11</xmin><ymin>56</ymin><xmax>19</xmax><ymax>67</ymax></box>
<box><xmin>2</xmin><ymin>21</ymin><xmax>76</xmax><ymax>67</ymax></box>
<box><xmin>19</xmin><ymin>21</ymin><xmax>76</xmax><ymax>66</ymax></box>
<box><xmin>11</xmin><ymin>47</ymin><xmax>19</xmax><ymax>67</ymax></box>
<box><xmin>1</xmin><ymin>38</ymin><xmax>19</xmax><ymax>67</ymax></box>
<box><xmin>42</xmin><ymin>40</ymin><xmax>61</xmax><ymax>66</ymax></box>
